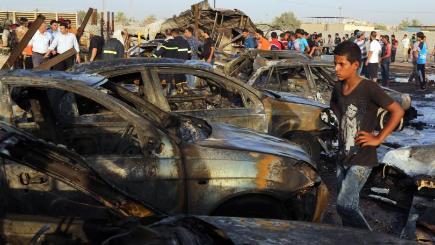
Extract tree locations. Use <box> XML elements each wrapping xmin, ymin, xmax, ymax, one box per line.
<box><xmin>142</xmin><ymin>15</ymin><xmax>157</xmax><ymax>26</ymax></box>
<box><xmin>115</xmin><ymin>11</ymin><xmax>128</xmax><ymax>25</ymax></box>
<box><xmin>375</xmin><ymin>24</ymin><xmax>388</xmax><ymax>31</ymax></box>
<box><xmin>398</xmin><ymin>18</ymin><xmax>421</xmax><ymax>30</ymax></box>
<box><xmin>272</xmin><ymin>11</ymin><xmax>301</xmax><ymax>31</ymax></box>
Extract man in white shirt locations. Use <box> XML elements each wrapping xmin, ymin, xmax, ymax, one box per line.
<box><xmin>45</xmin><ymin>22</ymin><xmax>80</xmax><ymax>70</ymax></box>
<box><xmin>28</xmin><ymin>22</ymin><xmax>52</xmax><ymax>67</ymax></box>
<box><xmin>401</xmin><ymin>34</ymin><xmax>410</xmax><ymax>62</ymax></box>
<box><xmin>365</xmin><ymin>31</ymin><xmax>382</xmax><ymax>82</ymax></box>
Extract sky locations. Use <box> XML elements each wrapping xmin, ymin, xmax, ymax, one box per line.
<box><xmin>1</xmin><ymin>0</ymin><xmax>435</xmax><ymax>25</ymax></box>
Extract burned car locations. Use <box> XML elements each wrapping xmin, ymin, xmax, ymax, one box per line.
<box><xmin>0</xmin><ymin>69</ymin><xmax>328</xmax><ymax>222</ymax></box>
<box><xmin>246</xmin><ymin>60</ymin><xmax>414</xmax><ymax>129</ymax></box>
<box><xmin>0</xmin><ymin>122</ymin><xmax>413</xmax><ymax>244</ymax></box>
<box><xmin>71</xmin><ymin>58</ymin><xmax>332</xmax><ymax>160</ymax></box>
<box><xmin>361</xmin><ymin>145</ymin><xmax>435</xmax><ymax>243</ymax></box>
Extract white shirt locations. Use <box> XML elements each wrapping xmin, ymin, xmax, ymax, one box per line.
<box><xmin>402</xmin><ymin>38</ymin><xmax>410</xmax><ymax>49</ymax></box>
<box><xmin>368</xmin><ymin>40</ymin><xmax>382</xmax><ymax>63</ymax></box>
<box><xmin>29</xmin><ymin>31</ymin><xmax>52</xmax><ymax>54</ymax></box>
<box><xmin>49</xmin><ymin>32</ymin><xmax>80</xmax><ymax>54</ymax></box>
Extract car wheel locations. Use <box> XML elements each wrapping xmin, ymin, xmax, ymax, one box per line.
<box><xmin>212</xmin><ymin>195</ymin><xmax>291</xmax><ymax>220</ymax></box>
<box><xmin>286</xmin><ymin>132</ymin><xmax>321</xmax><ymax>163</ymax></box>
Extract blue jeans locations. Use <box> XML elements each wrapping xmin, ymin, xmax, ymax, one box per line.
<box><xmin>336</xmin><ymin>164</ymin><xmax>372</xmax><ymax>230</ymax></box>
<box><xmin>381</xmin><ymin>61</ymin><xmax>390</xmax><ymax>86</ymax></box>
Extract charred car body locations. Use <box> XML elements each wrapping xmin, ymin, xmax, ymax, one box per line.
<box><xmin>0</xmin><ymin>69</ymin><xmax>328</xmax><ymax>222</ymax></box>
<box><xmin>0</xmin><ymin>122</ymin><xmax>410</xmax><ymax>244</ymax></box>
<box><xmin>72</xmin><ymin>58</ymin><xmax>333</xmax><ymax>160</ymax></box>
<box><xmin>243</xmin><ymin>59</ymin><xmax>414</xmax><ymax>129</ymax></box>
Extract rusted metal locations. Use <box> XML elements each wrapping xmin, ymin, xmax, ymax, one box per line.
<box><xmin>33</xmin><ymin>48</ymin><xmax>76</xmax><ymax>71</ymax></box>
<box><xmin>106</xmin><ymin>11</ymin><xmax>110</xmax><ymax>39</ymax></box>
<box><xmin>0</xmin><ymin>69</ymin><xmax>327</xmax><ymax>222</ymax></box>
<box><xmin>111</xmin><ymin>12</ymin><xmax>115</xmax><ymax>34</ymax></box>
<box><xmin>1</xmin><ymin>15</ymin><xmax>45</xmax><ymax>70</ymax></box>
<box><xmin>100</xmin><ymin>11</ymin><xmax>104</xmax><ymax>37</ymax></box>
<box><xmin>76</xmin><ymin>8</ymin><xmax>94</xmax><ymax>40</ymax></box>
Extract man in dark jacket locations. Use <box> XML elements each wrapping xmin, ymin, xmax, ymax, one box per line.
<box><xmin>102</xmin><ymin>36</ymin><xmax>124</xmax><ymax>60</ymax></box>
<box><xmin>154</xmin><ymin>28</ymin><xmax>191</xmax><ymax>60</ymax></box>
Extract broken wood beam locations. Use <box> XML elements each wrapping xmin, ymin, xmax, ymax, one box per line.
<box><xmin>33</xmin><ymin>48</ymin><xmax>76</xmax><ymax>71</ymax></box>
<box><xmin>76</xmin><ymin>8</ymin><xmax>94</xmax><ymax>40</ymax></box>
<box><xmin>1</xmin><ymin>14</ymin><xmax>46</xmax><ymax>70</ymax></box>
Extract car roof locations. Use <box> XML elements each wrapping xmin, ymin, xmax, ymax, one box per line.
<box><xmin>0</xmin><ymin>69</ymin><xmax>108</xmax><ymax>88</ymax></box>
<box><xmin>70</xmin><ymin>58</ymin><xmax>265</xmax><ymax>99</ymax></box>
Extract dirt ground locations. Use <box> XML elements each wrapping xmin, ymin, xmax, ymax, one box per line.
<box><xmin>320</xmin><ymin>62</ymin><xmax>435</xmax><ymax>237</ymax></box>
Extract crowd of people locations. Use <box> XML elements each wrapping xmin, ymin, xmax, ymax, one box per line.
<box><xmin>240</xmin><ymin>27</ymin><xmax>429</xmax><ymax>90</ymax></box>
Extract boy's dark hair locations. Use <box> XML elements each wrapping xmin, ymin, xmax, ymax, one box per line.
<box><xmin>242</xmin><ymin>28</ymin><xmax>249</xmax><ymax>33</ymax></box>
<box><xmin>59</xmin><ymin>22</ymin><xmax>68</xmax><ymax>28</ymax></box>
<box><xmin>271</xmin><ymin>32</ymin><xmax>278</xmax><ymax>39</ymax></box>
<box><xmin>295</xmin><ymin>28</ymin><xmax>303</xmax><ymax>35</ymax></box>
<box><xmin>333</xmin><ymin>41</ymin><xmax>362</xmax><ymax>65</ymax></box>
<box><xmin>416</xmin><ymin>32</ymin><xmax>425</xmax><ymax>39</ymax></box>
<box><xmin>185</xmin><ymin>26</ymin><xmax>194</xmax><ymax>34</ymax></box>
<box><xmin>50</xmin><ymin>20</ymin><xmax>58</xmax><ymax>25</ymax></box>
<box><xmin>279</xmin><ymin>32</ymin><xmax>285</xmax><ymax>38</ymax></box>
<box><xmin>370</xmin><ymin>31</ymin><xmax>377</xmax><ymax>39</ymax></box>
<box><xmin>256</xmin><ymin>29</ymin><xmax>264</xmax><ymax>36</ymax></box>
<box><xmin>171</xmin><ymin>28</ymin><xmax>180</xmax><ymax>34</ymax></box>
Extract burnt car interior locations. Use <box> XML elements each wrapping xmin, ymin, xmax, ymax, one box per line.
<box><xmin>156</xmin><ymin>72</ymin><xmax>245</xmax><ymax>111</ymax></box>
<box><xmin>255</xmin><ymin>67</ymin><xmax>311</xmax><ymax>96</ymax></box>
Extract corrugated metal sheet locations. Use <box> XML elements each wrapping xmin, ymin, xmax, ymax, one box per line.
<box><xmin>0</xmin><ymin>11</ymin><xmax>77</xmax><ymax>27</ymax></box>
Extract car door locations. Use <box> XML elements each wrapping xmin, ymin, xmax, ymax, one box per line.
<box><xmin>4</xmin><ymin>83</ymin><xmax>184</xmax><ymax>215</ymax></box>
<box><xmin>147</xmin><ymin>66</ymin><xmax>269</xmax><ymax>133</ymax></box>
<box><xmin>307</xmin><ymin>65</ymin><xmax>336</xmax><ymax>104</ymax></box>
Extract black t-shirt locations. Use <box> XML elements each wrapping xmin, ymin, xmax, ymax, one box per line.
<box><xmin>331</xmin><ymin>80</ymin><xmax>394</xmax><ymax>167</ymax></box>
<box><xmin>89</xmin><ymin>35</ymin><xmax>105</xmax><ymax>60</ymax></box>
<box><xmin>202</xmin><ymin>37</ymin><xmax>215</xmax><ymax>60</ymax></box>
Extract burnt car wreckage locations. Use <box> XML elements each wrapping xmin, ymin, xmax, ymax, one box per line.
<box><xmin>71</xmin><ymin>58</ymin><xmax>334</xmax><ymax>161</ymax></box>
<box><xmin>0</xmin><ymin>123</ymin><xmax>412</xmax><ymax>244</ymax></box>
<box><xmin>223</xmin><ymin>54</ymin><xmax>415</xmax><ymax>129</ymax></box>
<box><xmin>0</xmin><ymin>70</ymin><xmax>329</xmax><ymax>223</ymax></box>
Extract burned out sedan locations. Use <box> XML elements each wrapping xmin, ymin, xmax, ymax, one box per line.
<box><xmin>0</xmin><ymin>69</ymin><xmax>327</xmax><ymax>222</ymax></box>
<box><xmin>0</xmin><ymin>123</ymin><xmax>410</xmax><ymax>245</ymax></box>
<box><xmin>246</xmin><ymin>60</ymin><xmax>414</xmax><ymax>129</ymax></box>
<box><xmin>72</xmin><ymin>58</ymin><xmax>332</xmax><ymax>160</ymax></box>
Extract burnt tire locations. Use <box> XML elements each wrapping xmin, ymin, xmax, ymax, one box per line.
<box><xmin>212</xmin><ymin>195</ymin><xmax>291</xmax><ymax>220</ymax></box>
<box><xmin>286</xmin><ymin>132</ymin><xmax>321</xmax><ymax>163</ymax></box>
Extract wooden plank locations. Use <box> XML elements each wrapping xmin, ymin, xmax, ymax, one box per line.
<box><xmin>106</xmin><ymin>11</ymin><xmax>110</xmax><ymax>39</ymax></box>
<box><xmin>100</xmin><ymin>12</ymin><xmax>104</xmax><ymax>37</ymax></box>
<box><xmin>76</xmin><ymin>8</ymin><xmax>93</xmax><ymax>40</ymax></box>
<box><xmin>33</xmin><ymin>48</ymin><xmax>76</xmax><ymax>71</ymax></box>
<box><xmin>1</xmin><ymin>14</ymin><xmax>45</xmax><ymax>70</ymax></box>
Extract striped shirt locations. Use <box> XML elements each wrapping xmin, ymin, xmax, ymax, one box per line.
<box><xmin>355</xmin><ymin>39</ymin><xmax>368</xmax><ymax>59</ymax></box>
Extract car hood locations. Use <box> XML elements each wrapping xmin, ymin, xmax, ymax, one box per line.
<box><xmin>264</xmin><ymin>90</ymin><xmax>328</xmax><ymax>109</ymax></box>
<box><xmin>196</xmin><ymin>122</ymin><xmax>314</xmax><ymax>167</ymax></box>
<box><xmin>382</xmin><ymin>144</ymin><xmax>435</xmax><ymax>177</ymax></box>
<box><xmin>196</xmin><ymin>216</ymin><xmax>414</xmax><ymax>244</ymax></box>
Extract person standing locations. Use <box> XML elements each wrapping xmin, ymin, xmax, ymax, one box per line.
<box><xmin>288</xmin><ymin>32</ymin><xmax>300</xmax><ymax>51</ymax></box>
<box><xmin>255</xmin><ymin>29</ymin><xmax>270</xmax><ymax>51</ymax></box>
<box><xmin>334</xmin><ymin>33</ymin><xmax>341</xmax><ymax>46</ymax></box>
<box><xmin>354</xmin><ymin>31</ymin><xmax>368</xmax><ymax>77</ymax></box>
<box><xmin>270</xmin><ymin>32</ymin><xmax>283</xmax><ymax>50</ymax></box>
<box><xmin>401</xmin><ymin>34</ymin><xmax>410</xmax><ymax>63</ymax></box>
<box><xmin>295</xmin><ymin>29</ymin><xmax>310</xmax><ymax>54</ymax></box>
<box><xmin>45</xmin><ymin>22</ymin><xmax>80</xmax><ymax>70</ymax></box>
<box><xmin>242</xmin><ymin>29</ymin><xmax>257</xmax><ymax>49</ymax></box>
<box><xmin>184</xmin><ymin>27</ymin><xmax>202</xmax><ymax>60</ymax></box>
<box><xmin>390</xmin><ymin>35</ymin><xmax>398</xmax><ymax>63</ymax></box>
<box><xmin>380</xmin><ymin>35</ymin><xmax>392</xmax><ymax>87</ymax></box>
<box><xmin>280</xmin><ymin>33</ymin><xmax>288</xmax><ymax>49</ymax></box>
<box><xmin>366</xmin><ymin>31</ymin><xmax>382</xmax><ymax>82</ymax></box>
<box><xmin>88</xmin><ymin>26</ymin><xmax>104</xmax><ymax>62</ymax></box>
<box><xmin>48</xmin><ymin>20</ymin><xmax>60</xmax><ymax>42</ymax></box>
<box><xmin>413</xmin><ymin>32</ymin><xmax>428</xmax><ymax>90</ymax></box>
<box><xmin>201</xmin><ymin>29</ymin><xmax>215</xmax><ymax>64</ymax></box>
<box><xmin>28</xmin><ymin>22</ymin><xmax>51</xmax><ymax>67</ymax></box>
<box><xmin>331</xmin><ymin>41</ymin><xmax>404</xmax><ymax>230</ymax></box>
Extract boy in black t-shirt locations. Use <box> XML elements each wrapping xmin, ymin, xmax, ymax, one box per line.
<box><xmin>331</xmin><ymin>41</ymin><xmax>404</xmax><ymax>230</ymax></box>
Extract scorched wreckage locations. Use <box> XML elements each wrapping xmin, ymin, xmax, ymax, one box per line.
<box><xmin>0</xmin><ymin>70</ymin><xmax>328</xmax><ymax>222</ymax></box>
